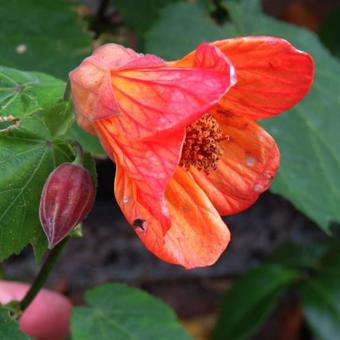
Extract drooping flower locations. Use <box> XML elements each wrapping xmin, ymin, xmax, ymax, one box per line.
<box><xmin>70</xmin><ymin>37</ymin><xmax>313</xmax><ymax>269</ymax></box>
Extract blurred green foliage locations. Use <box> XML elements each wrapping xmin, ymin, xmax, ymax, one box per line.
<box><xmin>0</xmin><ymin>0</ymin><xmax>92</xmax><ymax>79</ymax></box>
<box><xmin>214</xmin><ymin>238</ymin><xmax>340</xmax><ymax>340</ymax></box>
<box><xmin>319</xmin><ymin>6</ymin><xmax>340</xmax><ymax>59</ymax></box>
<box><xmin>113</xmin><ymin>0</ymin><xmax>178</xmax><ymax>38</ymax></box>
<box><xmin>214</xmin><ymin>264</ymin><xmax>299</xmax><ymax>340</ymax></box>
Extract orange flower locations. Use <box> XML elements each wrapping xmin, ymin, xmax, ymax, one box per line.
<box><xmin>70</xmin><ymin>37</ymin><xmax>313</xmax><ymax>269</ymax></box>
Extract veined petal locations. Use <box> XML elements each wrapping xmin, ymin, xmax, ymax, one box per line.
<box><xmin>115</xmin><ymin>165</ymin><xmax>230</xmax><ymax>269</ymax></box>
<box><xmin>190</xmin><ymin>112</ymin><xmax>280</xmax><ymax>215</ymax></box>
<box><xmin>111</xmin><ymin>43</ymin><xmax>236</xmax><ymax>139</ymax></box>
<box><xmin>95</xmin><ymin>120</ymin><xmax>185</xmax><ymax>231</ymax></box>
<box><xmin>213</xmin><ymin>36</ymin><xmax>314</xmax><ymax>119</ymax></box>
<box><xmin>70</xmin><ymin>43</ymin><xmax>235</xmax><ymax>138</ymax></box>
<box><xmin>79</xmin><ymin>43</ymin><xmax>236</xmax><ymax>232</ymax></box>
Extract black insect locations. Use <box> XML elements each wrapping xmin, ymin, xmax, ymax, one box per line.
<box><xmin>133</xmin><ymin>218</ymin><xmax>146</xmax><ymax>231</ymax></box>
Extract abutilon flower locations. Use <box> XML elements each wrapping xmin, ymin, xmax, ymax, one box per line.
<box><xmin>70</xmin><ymin>37</ymin><xmax>313</xmax><ymax>269</ymax></box>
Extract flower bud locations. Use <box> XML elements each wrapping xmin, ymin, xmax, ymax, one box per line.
<box><xmin>39</xmin><ymin>163</ymin><xmax>96</xmax><ymax>248</ymax></box>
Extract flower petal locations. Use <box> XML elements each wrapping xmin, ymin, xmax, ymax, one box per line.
<box><xmin>81</xmin><ymin>43</ymin><xmax>236</xmax><ymax>230</ymax></box>
<box><xmin>190</xmin><ymin>112</ymin><xmax>280</xmax><ymax>215</ymax></box>
<box><xmin>213</xmin><ymin>36</ymin><xmax>314</xmax><ymax>119</ymax></box>
<box><xmin>70</xmin><ymin>43</ymin><xmax>235</xmax><ymax>138</ymax></box>
<box><xmin>110</xmin><ymin>43</ymin><xmax>235</xmax><ymax>139</ymax></box>
<box><xmin>95</xmin><ymin>121</ymin><xmax>185</xmax><ymax>231</ymax></box>
<box><xmin>115</xmin><ymin>165</ymin><xmax>230</xmax><ymax>269</ymax></box>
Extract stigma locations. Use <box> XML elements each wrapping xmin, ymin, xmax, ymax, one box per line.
<box><xmin>179</xmin><ymin>114</ymin><xmax>225</xmax><ymax>174</ymax></box>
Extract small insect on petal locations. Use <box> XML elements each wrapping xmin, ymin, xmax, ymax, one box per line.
<box><xmin>39</xmin><ymin>163</ymin><xmax>96</xmax><ymax>248</ymax></box>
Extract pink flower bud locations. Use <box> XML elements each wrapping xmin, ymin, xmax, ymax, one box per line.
<box><xmin>39</xmin><ymin>163</ymin><xmax>96</xmax><ymax>248</ymax></box>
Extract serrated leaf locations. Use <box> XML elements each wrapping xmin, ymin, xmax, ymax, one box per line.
<box><xmin>213</xmin><ymin>265</ymin><xmax>299</xmax><ymax>340</ymax></box>
<box><xmin>71</xmin><ymin>283</ymin><xmax>190</xmax><ymax>340</ymax></box>
<box><xmin>0</xmin><ymin>65</ymin><xmax>106</xmax><ymax>157</ymax></box>
<box><xmin>0</xmin><ymin>107</ymin><xmax>76</xmax><ymax>261</ymax></box>
<box><xmin>0</xmin><ymin>66</ymin><xmax>65</xmax><ymax>118</ymax></box>
<box><xmin>300</xmin><ymin>246</ymin><xmax>340</xmax><ymax>340</ymax></box>
<box><xmin>0</xmin><ymin>308</ymin><xmax>28</xmax><ymax>340</ymax></box>
<box><xmin>146</xmin><ymin>0</ymin><xmax>340</xmax><ymax>230</ymax></box>
<box><xmin>0</xmin><ymin>0</ymin><xmax>92</xmax><ymax>79</ymax></box>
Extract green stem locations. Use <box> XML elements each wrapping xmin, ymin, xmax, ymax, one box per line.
<box><xmin>19</xmin><ymin>238</ymin><xmax>68</xmax><ymax>312</ymax></box>
<box><xmin>0</xmin><ymin>263</ymin><xmax>5</xmax><ymax>279</ymax></box>
<box><xmin>72</xmin><ymin>141</ymin><xmax>85</xmax><ymax>166</ymax></box>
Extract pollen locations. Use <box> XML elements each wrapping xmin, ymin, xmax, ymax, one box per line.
<box><xmin>179</xmin><ymin>114</ymin><xmax>225</xmax><ymax>174</ymax></box>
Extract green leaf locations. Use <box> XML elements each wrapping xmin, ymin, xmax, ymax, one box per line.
<box><xmin>0</xmin><ymin>66</ymin><xmax>65</xmax><ymax>118</ymax></box>
<box><xmin>213</xmin><ymin>265</ymin><xmax>298</xmax><ymax>340</ymax></box>
<box><xmin>83</xmin><ymin>152</ymin><xmax>98</xmax><ymax>187</ymax></box>
<box><xmin>67</xmin><ymin>123</ymin><xmax>106</xmax><ymax>158</ymax></box>
<box><xmin>0</xmin><ymin>308</ymin><xmax>28</xmax><ymax>340</ymax></box>
<box><xmin>146</xmin><ymin>0</ymin><xmax>340</xmax><ymax>230</ymax></box>
<box><xmin>269</xmin><ymin>241</ymin><xmax>333</xmax><ymax>270</ymax></box>
<box><xmin>300</xmin><ymin>247</ymin><xmax>340</xmax><ymax>340</ymax></box>
<box><xmin>0</xmin><ymin>0</ymin><xmax>92</xmax><ymax>79</ymax></box>
<box><xmin>318</xmin><ymin>7</ymin><xmax>340</xmax><ymax>59</ymax></box>
<box><xmin>113</xmin><ymin>0</ymin><xmax>178</xmax><ymax>36</ymax></box>
<box><xmin>145</xmin><ymin>2</ymin><xmax>237</xmax><ymax>59</ymax></box>
<box><xmin>0</xmin><ymin>64</ymin><xmax>106</xmax><ymax>157</ymax></box>
<box><xmin>0</xmin><ymin>105</ymin><xmax>76</xmax><ymax>261</ymax></box>
<box><xmin>40</xmin><ymin>101</ymin><xmax>74</xmax><ymax>138</ymax></box>
<box><xmin>71</xmin><ymin>283</ymin><xmax>190</xmax><ymax>340</ymax></box>
<box><xmin>0</xmin><ymin>63</ymin><xmax>107</xmax><ymax>158</ymax></box>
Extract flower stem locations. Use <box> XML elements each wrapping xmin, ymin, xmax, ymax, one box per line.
<box><xmin>72</xmin><ymin>141</ymin><xmax>85</xmax><ymax>166</ymax></box>
<box><xmin>19</xmin><ymin>238</ymin><xmax>68</xmax><ymax>312</ymax></box>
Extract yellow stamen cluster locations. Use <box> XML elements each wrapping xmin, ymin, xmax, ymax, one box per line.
<box><xmin>179</xmin><ymin>114</ymin><xmax>225</xmax><ymax>174</ymax></box>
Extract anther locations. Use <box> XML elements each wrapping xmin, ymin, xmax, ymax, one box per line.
<box><xmin>179</xmin><ymin>114</ymin><xmax>225</xmax><ymax>174</ymax></box>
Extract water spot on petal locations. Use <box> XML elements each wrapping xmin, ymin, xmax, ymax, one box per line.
<box><xmin>161</xmin><ymin>205</ymin><xmax>169</xmax><ymax>216</ymax></box>
<box><xmin>258</xmin><ymin>134</ymin><xmax>265</xmax><ymax>142</ymax></box>
<box><xmin>263</xmin><ymin>170</ymin><xmax>273</xmax><ymax>179</ymax></box>
<box><xmin>123</xmin><ymin>196</ymin><xmax>129</xmax><ymax>204</ymax></box>
<box><xmin>245</xmin><ymin>154</ymin><xmax>257</xmax><ymax>167</ymax></box>
<box><xmin>254</xmin><ymin>184</ymin><xmax>264</xmax><ymax>193</ymax></box>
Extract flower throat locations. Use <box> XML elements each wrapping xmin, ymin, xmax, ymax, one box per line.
<box><xmin>179</xmin><ymin>114</ymin><xmax>225</xmax><ymax>174</ymax></box>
